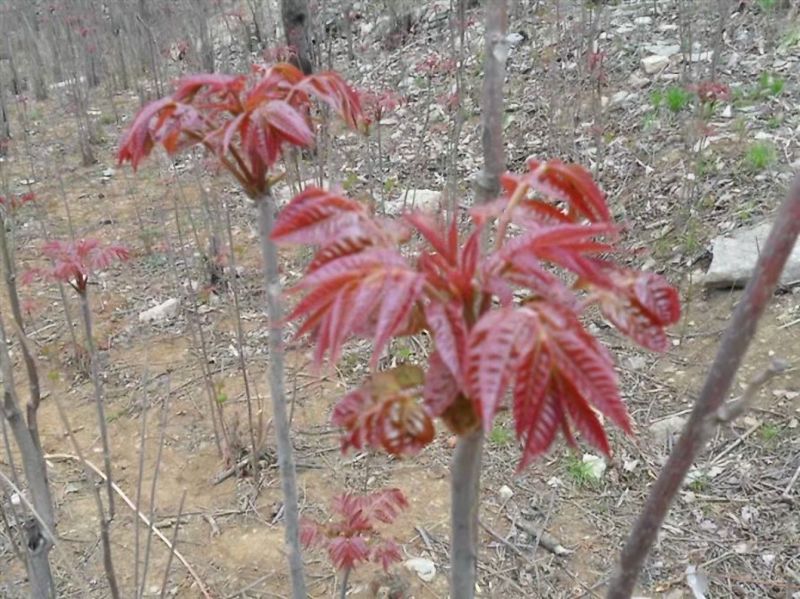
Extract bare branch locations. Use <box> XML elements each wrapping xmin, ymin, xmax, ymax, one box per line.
<box><xmin>608</xmin><ymin>175</ymin><xmax>800</xmax><ymax>598</ymax></box>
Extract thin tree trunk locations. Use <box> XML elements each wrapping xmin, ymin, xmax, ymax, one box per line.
<box><xmin>450</xmin><ymin>2</ymin><xmax>508</xmax><ymax>597</ymax></box>
<box><xmin>0</xmin><ymin>81</ymin><xmax>9</xmax><ymax>156</ymax></box>
<box><xmin>281</xmin><ymin>0</ymin><xmax>313</xmax><ymax>74</ymax></box>
<box><xmin>0</xmin><ymin>216</ymin><xmax>43</xmax><ymax>452</ymax></box>
<box><xmin>450</xmin><ymin>428</ymin><xmax>484</xmax><ymax>598</ymax></box>
<box><xmin>0</xmin><ymin>314</ymin><xmax>55</xmax><ymax>598</ymax></box>
<box><xmin>255</xmin><ymin>193</ymin><xmax>307</xmax><ymax>599</ymax></box>
<box><xmin>78</xmin><ymin>289</ymin><xmax>115</xmax><ymax>519</ymax></box>
<box><xmin>607</xmin><ymin>176</ymin><xmax>800</xmax><ymax>598</ymax></box>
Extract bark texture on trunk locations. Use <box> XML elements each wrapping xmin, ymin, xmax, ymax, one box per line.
<box><xmin>256</xmin><ymin>194</ymin><xmax>307</xmax><ymax>599</ymax></box>
<box><xmin>281</xmin><ymin>0</ymin><xmax>313</xmax><ymax>74</ymax></box>
<box><xmin>449</xmin><ymin>2</ymin><xmax>508</xmax><ymax>597</ymax></box>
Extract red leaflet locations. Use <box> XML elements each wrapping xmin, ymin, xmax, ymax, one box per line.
<box><xmin>422</xmin><ymin>351</ymin><xmax>461</xmax><ymax>417</ymax></box>
<box><xmin>275</xmin><ymin>161</ymin><xmax>681</xmax><ymax>469</ymax></box>
<box><xmin>300</xmin><ymin>488</ymin><xmax>408</xmax><ymax>572</ymax></box>
<box><xmin>465</xmin><ymin>308</ymin><xmax>537</xmax><ymax>428</ymax></box>
<box><xmin>119</xmin><ymin>63</ymin><xmax>364</xmax><ymax>196</ymax></box>
<box><xmin>580</xmin><ymin>261</ymin><xmax>681</xmax><ymax>352</ymax></box>
<box><xmin>371</xmin><ymin>540</ymin><xmax>403</xmax><ymax>572</ymax></box>
<box><xmin>25</xmin><ymin>239</ymin><xmax>130</xmax><ymax>293</ymax></box>
<box><xmin>271</xmin><ymin>186</ymin><xmax>370</xmax><ymax>246</ymax></box>
<box><xmin>424</xmin><ymin>301</ymin><xmax>468</xmax><ymax>385</ymax></box>
<box><xmin>496</xmin><ymin>159</ymin><xmax>611</xmax><ymax>225</ymax></box>
<box><xmin>331</xmin><ymin>365</ymin><xmax>434</xmax><ymax>456</ymax></box>
<box><xmin>287</xmin><ymin>249</ymin><xmax>424</xmax><ymax>366</ymax></box>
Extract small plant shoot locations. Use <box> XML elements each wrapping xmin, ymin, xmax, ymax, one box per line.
<box><xmin>300</xmin><ymin>488</ymin><xmax>407</xmax><ymax>572</ymax></box>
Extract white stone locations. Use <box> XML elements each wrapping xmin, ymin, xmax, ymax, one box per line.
<box><xmin>649</xmin><ymin>415</ymin><xmax>686</xmax><ymax>445</ymax></box>
<box><xmin>139</xmin><ymin>298</ymin><xmax>180</xmax><ymax>323</ymax></box>
<box><xmin>610</xmin><ymin>90</ymin><xmax>632</xmax><ymax>107</ymax></box>
<box><xmin>498</xmin><ymin>485</ymin><xmax>514</xmax><ymax>501</ymax></box>
<box><xmin>387</xmin><ymin>189</ymin><xmax>442</xmax><ymax>215</ymax></box>
<box><xmin>628</xmin><ymin>73</ymin><xmax>649</xmax><ymax>89</ymax></box>
<box><xmin>404</xmin><ymin>557</ymin><xmax>436</xmax><ymax>582</ymax></box>
<box><xmin>641</xmin><ymin>55</ymin><xmax>670</xmax><ymax>75</ymax></box>
<box><xmin>705</xmin><ymin>221</ymin><xmax>800</xmax><ymax>288</ymax></box>
<box><xmin>507</xmin><ymin>32</ymin><xmax>525</xmax><ymax>46</ymax></box>
<box><xmin>582</xmin><ymin>454</ymin><xmax>606</xmax><ymax>480</ymax></box>
<box><xmin>644</xmin><ymin>43</ymin><xmax>680</xmax><ymax>57</ymax></box>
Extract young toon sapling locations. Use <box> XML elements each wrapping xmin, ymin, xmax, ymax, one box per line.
<box><xmin>271</xmin><ymin>158</ymin><xmax>681</xmax><ymax>473</ymax></box>
<box><xmin>117</xmin><ymin>61</ymin><xmax>367</xmax><ymax>599</ymax></box>
<box><xmin>24</xmin><ymin>238</ymin><xmax>130</xmax><ymax>518</ymax></box>
<box><xmin>300</xmin><ymin>488</ymin><xmax>407</xmax><ymax>596</ymax></box>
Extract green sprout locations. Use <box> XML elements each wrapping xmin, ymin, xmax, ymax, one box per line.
<box><xmin>745</xmin><ymin>142</ymin><xmax>776</xmax><ymax>171</ymax></box>
<box><xmin>665</xmin><ymin>86</ymin><xmax>693</xmax><ymax>113</ymax></box>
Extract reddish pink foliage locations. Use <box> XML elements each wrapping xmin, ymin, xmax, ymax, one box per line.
<box><xmin>0</xmin><ymin>192</ymin><xmax>36</xmax><ymax>215</ymax></box>
<box><xmin>300</xmin><ymin>488</ymin><xmax>408</xmax><ymax>572</ymax></box>
<box><xmin>117</xmin><ymin>63</ymin><xmax>365</xmax><ymax>196</ymax></box>
<box><xmin>332</xmin><ymin>374</ymin><xmax>434</xmax><ymax>456</ymax></box>
<box><xmin>274</xmin><ymin>159</ymin><xmax>681</xmax><ymax>468</ymax></box>
<box><xmin>24</xmin><ymin>239</ymin><xmax>130</xmax><ymax>293</ymax></box>
<box><xmin>362</xmin><ymin>89</ymin><xmax>403</xmax><ymax>124</ymax></box>
<box><xmin>417</xmin><ymin>54</ymin><xmax>457</xmax><ymax>76</ymax></box>
<box><xmin>691</xmin><ymin>81</ymin><xmax>731</xmax><ymax>105</ymax></box>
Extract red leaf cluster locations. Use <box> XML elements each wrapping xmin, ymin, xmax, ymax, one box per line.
<box><xmin>0</xmin><ymin>192</ymin><xmax>36</xmax><ymax>216</ymax></box>
<box><xmin>24</xmin><ymin>238</ymin><xmax>130</xmax><ymax>293</ymax></box>
<box><xmin>691</xmin><ymin>80</ymin><xmax>731</xmax><ymax>105</ymax></box>
<box><xmin>274</xmin><ymin>158</ymin><xmax>681</xmax><ymax>469</ymax></box>
<box><xmin>118</xmin><ymin>63</ymin><xmax>364</xmax><ymax>196</ymax></box>
<box><xmin>300</xmin><ymin>488</ymin><xmax>408</xmax><ymax>572</ymax></box>
<box><xmin>361</xmin><ymin>89</ymin><xmax>403</xmax><ymax>124</ymax></box>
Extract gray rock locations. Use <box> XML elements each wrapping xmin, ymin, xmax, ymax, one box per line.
<box><xmin>642</xmin><ymin>54</ymin><xmax>670</xmax><ymax>74</ymax></box>
<box><xmin>387</xmin><ymin>189</ymin><xmax>441</xmax><ymax>215</ymax></box>
<box><xmin>139</xmin><ymin>298</ymin><xmax>180</xmax><ymax>323</ymax></box>
<box><xmin>704</xmin><ymin>222</ymin><xmax>800</xmax><ymax>288</ymax></box>
<box><xmin>649</xmin><ymin>415</ymin><xmax>687</xmax><ymax>446</ymax></box>
<box><xmin>644</xmin><ymin>43</ymin><xmax>681</xmax><ymax>57</ymax></box>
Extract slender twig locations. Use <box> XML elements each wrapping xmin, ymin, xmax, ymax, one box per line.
<box><xmin>52</xmin><ymin>397</ymin><xmax>119</xmax><ymax>599</ymax></box>
<box><xmin>45</xmin><ymin>453</ymin><xmax>213</xmax><ymax>599</ymax></box>
<box><xmin>608</xmin><ymin>176</ymin><xmax>800</xmax><ymax>598</ymax></box>
<box><xmin>139</xmin><ymin>391</ymin><xmax>171</xmax><ymax>599</ymax></box>
<box><xmin>78</xmin><ymin>288</ymin><xmax>115</xmax><ymax>519</ymax></box>
<box><xmin>782</xmin><ymin>462</ymin><xmax>800</xmax><ymax>499</ymax></box>
<box><xmin>159</xmin><ymin>489</ymin><xmax>188</xmax><ymax>599</ymax></box>
<box><xmin>222</xmin><ymin>197</ymin><xmax>260</xmax><ymax>473</ymax></box>
<box><xmin>134</xmin><ymin>369</ymin><xmax>151</xmax><ymax>596</ymax></box>
<box><xmin>339</xmin><ymin>567</ymin><xmax>351</xmax><ymax>599</ymax></box>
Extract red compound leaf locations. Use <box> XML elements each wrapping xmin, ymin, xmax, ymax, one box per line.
<box><xmin>27</xmin><ymin>239</ymin><xmax>130</xmax><ymax>293</ymax></box>
<box><xmin>492</xmin><ymin>159</ymin><xmax>612</xmax><ymax>225</ymax></box>
<box><xmin>119</xmin><ymin>63</ymin><xmax>365</xmax><ymax>194</ymax></box>
<box><xmin>328</xmin><ymin>536</ymin><xmax>371</xmax><ymax>571</ymax></box>
<box><xmin>467</xmin><ymin>302</ymin><xmax>631</xmax><ymax>463</ymax></box>
<box><xmin>371</xmin><ymin>539</ymin><xmax>403</xmax><ymax>571</ymax></box>
<box><xmin>331</xmin><ymin>365</ymin><xmax>434</xmax><ymax>456</ymax></box>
